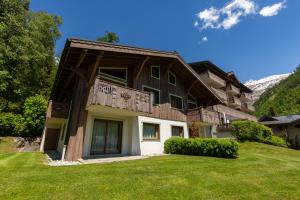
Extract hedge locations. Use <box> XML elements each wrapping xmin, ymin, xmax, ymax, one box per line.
<box><xmin>164</xmin><ymin>137</ymin><xmax>239</xmax><ymax>158</ymax></box>
<box><xmin>231</xmin><ymin>120</ymin><xmax>273</xmax><ymax>142</ymax></box>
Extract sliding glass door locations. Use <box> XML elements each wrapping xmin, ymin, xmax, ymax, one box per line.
<box><xmin>90</xmin><ymin>119</ymin><xmax>122</xmax><ymax>155</ymax></box>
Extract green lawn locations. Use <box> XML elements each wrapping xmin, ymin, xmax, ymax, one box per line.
<box><xmin>0</xmin><ymin>142</ymin><xmax>300</xmax><ymax>200</ymax></box>
<box><xmin>0</xmin><ymin>137</ymin><xmax>16</xmax><ymax>153</ymax></box>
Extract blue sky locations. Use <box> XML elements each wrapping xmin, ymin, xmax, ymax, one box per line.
<box><xmin>30</xmin><ymin>0</ymin><xmax>300</xmax><ymax>82</ymax></box>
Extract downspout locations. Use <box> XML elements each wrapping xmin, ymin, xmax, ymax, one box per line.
<box><xmin>61</xmin><ymin>100</ymin><xmax>73</xmax><ymax>161</ymax></box>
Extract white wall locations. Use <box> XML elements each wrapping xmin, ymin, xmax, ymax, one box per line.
<box><xmin>136</xmin><ymin>116</ymin><xmax>188</xmax><ymax>155</ymax></box>
<box><xmin>83</xmin><ymin>111</ymin><xmax>134</xmax><ymax>157</ymax></box>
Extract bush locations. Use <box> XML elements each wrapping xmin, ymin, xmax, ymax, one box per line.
<box><xmin>164</xmin><ymin>137</ymin><xmax>239</xmax><ymax>158</ymax></box>
<box><xmin>0</xmin><ymin>112</ymin><xmax>22</xmax><ymax>136</ymax></box>
<box><xmin>264</xmin><ymin>136</ymin><xmax>287</xmax><ymax>147</ymax></box>
<box><xmin>231</xmin><ymin>120</ymin><xmax>273</xmax><ymax>142</ymax></box>
<box><xmin>20</xmin><ymin>95</ymin><xmax>47</xmax><ymax>138</ymax></box>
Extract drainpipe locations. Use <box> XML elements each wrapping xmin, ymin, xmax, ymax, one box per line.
<box><xmin>61</xmin><ymin>100</ymin><xmax>73</xmax><ymax>161</ymax></box>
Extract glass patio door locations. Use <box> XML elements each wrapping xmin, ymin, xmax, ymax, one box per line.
<box><xmin>90</xmin><ymin>119</ymin><xmax>122</xmax><ymax>155</ymax></box>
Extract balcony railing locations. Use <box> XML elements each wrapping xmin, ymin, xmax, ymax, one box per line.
<box><xmin>87</xmin><ymin>79</ymin><xmax>153</xmax><ymax>114</ymax></box>
<box><xmin>240</xmin><ymin>93</ymin><xmax>253</xmax><ymax>102</ymax></box>
<box><xmin>46</xmin><ymin>101</ymin><xmax>69</xmax><ymax>119</ymax></box>
<box><xmin>199</xmin><ymin>70</ymin><xmax>226</xmax><ymax>88</ymax></box>
<box><xmin>211</xmin><ymin>87</ymin><xmax>228</xmax><ymax>103</ymax></box>
<box><xmin>211</xmin><ymin>104</ymin><xmax>257</xmax><ymax>121</ymax></box>
<box><xmin>228</xmin><ymin>96</ymin><xmax>242</xmax><ymax>108</ymax></box>
<box><xmin>187</xmin><ymin>107</ymin><xmax>220</xmax><ymax>124</ymax></box>
<box><xmin>226</xmin><ymin>83</ymin><xmax>240</xmax><ymax>95</ymax></box>
<box><xmin>242</xmin><ymin>102</ymin><xmax>255</xmax><ymax>112</ymax></box>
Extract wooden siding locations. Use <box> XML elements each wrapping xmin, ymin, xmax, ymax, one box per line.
<box><xmin>228</xmin><ymin>96</ymin><xmax>242</xmax><ymax>108</ymax></box>
<box><xmin>145</xmin><ymin>104</ymin><xmax>187</xmax><ymax>122</ymax></box>
<box><xmin>187</xmin><ymin>107</ymin><xmax>220</xmax><ymax>124</ymax></box>
<box><xmin>87</xmin><ymin>78</ymin><xmax>153</xmax><ymax>113</ymax></box>
<box><xmin>46</xmin><ymin>101</ymin><xmax>69</xmax><ymax>119</ymax></box>
<box><xmin>211</xmin><ymin>87</ymin><xmax>228</xmax><ymax>103</ymax></box>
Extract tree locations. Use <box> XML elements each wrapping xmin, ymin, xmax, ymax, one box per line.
<box><xmin>0</xmin><ymin>0</ymin><xmax>62</xmax><ymax>113</ymax></box>
<box><xmin>97</xmin><ymin>32</ymin><xmax>119</xmax><ymax>43</ymax></box>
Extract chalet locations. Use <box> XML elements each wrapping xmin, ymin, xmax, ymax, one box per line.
<box><xmin>40</xmin><ymin>38</ymin><xmax>256</xmax><ymax>161</ymax></box>
<box><xmin>259</xmin><ymin>115</ymin><xmax>300</xmax><ymax>148</ymax></box>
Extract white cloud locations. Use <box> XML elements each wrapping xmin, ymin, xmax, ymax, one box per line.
<box><xmin>196</xmin><ymin>0</ymin><xmax>256</xmax><ymax>30</ymax></box>
<box><xmin>259</xmin><ymin>1</ymin><xmax>286</xmax><ymax>17</ymax></box>
<box><xmin>202</xmin><ymin>36</ymin><xmax>208</xmax><ymax>42</ymax></box>
<box><xmin>195</xmin><ymin>0</ymin><xmax>286</xmax><ymax>31</ymax></box>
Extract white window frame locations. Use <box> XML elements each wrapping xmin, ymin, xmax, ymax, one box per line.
<box><xmin>98</xmin><ymin>67</ymin><xmax>128</xmax><ymax>85</ymax></box>
<box><xmin>168</xmin><ymin>71</ymin><xmax>176</xmax><ymax>86</ymax></box>
<box><xmin>169</xmin><ymin>93</ymin><xmax>184</xmax><ymax>110</ymax></box>
<box><xmin>171</xmin><ymin>125</ymin><xmax>184</xmax><ymax>138</ymax></box>
<box><xmin>142</xmin><ymin>122</ymin><xmax>160</xmax><ymax>141</ymax></box>
<box><xmin>151</xmin><ymin>65</ymin><xmax>160</xmax><ymax>80</ymax></box>
<box><xmin>142</xmin><ymin>85</ymin><xmax>160</xmax><ymax>105</ymax></box>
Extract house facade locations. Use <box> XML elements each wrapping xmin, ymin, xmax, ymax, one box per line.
<box><xmin>259</xmin><ymin>115</ymin><xmax>300</xmax><ymax>149</ymax></box>
<box><xmin>40</xmin><ymin>38</ymin><xmax>256</xmax><ymax>161</ymax></box>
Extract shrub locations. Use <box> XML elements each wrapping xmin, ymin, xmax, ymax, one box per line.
<box><xmin>164</xmin><ymin>137</ymin><xmax>239</xmax><ymax>158</ymax></box>
<box><xmin>264</xmin><ymin>136</ymin><xmax>287</xmax><ymax>147</ymax></box>
<box><xmin>231</xmin><ymin>120</ymin><xmax>273</xmax><ymax>142</ymax></box>
<box><xmin>0</xmin><ymin>112</ymin><xmax>22</xmax><ymax>136</ymax></box>
<box><xmin>18</xmin><ymin>95</ymin><xmax>47</xmax><ymax>138</ymax></box>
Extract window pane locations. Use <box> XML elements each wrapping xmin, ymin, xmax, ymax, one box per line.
<box><xmin>143</xmin><ymin>87</ymin><xmax>159</xmax><ymax>105</ymax></box>
<box><xmin>99</xmin><ymin>68</ymin><xmax>127</xmax><ymax>82</ymax></box>
<box><xmin>143</xmin><ymin>123</ymin><xmax>159</xmax><ymax>140</ymax></box>
<box><xmin>169</xmin><ymin>72</ymin><xmax>176</xmax><ymax>85</ymax></box>
<box><xmin>172</xmin><ymin>126</ymin><xmax>184</xmax><ymax>137</ymax></box>
<box><xmin>170</xmin><ymin>95</ymin><xmax>183</xmax><ymax>110</ymax></box>
<box><xmin>151</xmin><ymin>66</ymin><xmax>160</xmax><ymax>79</ymax></box>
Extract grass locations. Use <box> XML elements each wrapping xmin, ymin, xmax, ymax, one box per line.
<box><xmin>0</xmin><ymin>141</ymin><xmax>300</xmax><ymax>200</ymax></box>
<box><xmin>0</xmin><ymin>137</ymin><xmax>16</xmax><ymax>153</ymax></box>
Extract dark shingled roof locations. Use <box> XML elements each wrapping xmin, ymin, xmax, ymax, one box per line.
<box><xmin>259</xmin><ymin>115</ymin><xmax>300</xmax><ymax>125</ymax></box>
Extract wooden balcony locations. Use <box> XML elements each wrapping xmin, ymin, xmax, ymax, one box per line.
<box><xmin>211</xmin><ymin>87</ymin><xmax>228</xmax><ymax>103</ymax></box>
<box><xmin>242</xmin><ymin>102</ymin><xmax>255</xmax><ymax>112</ymax></box>
<box><xmin>87</xmin><ymin>79</ymin><xmax>153</xmax><ymax>113</ymax></box>
<box><xmin>240</xmin><ymin>93</ymin><xmax>253</xmax><ymax>102</ymax></box>
<box><xmin>228</xmin><ymin>96</ymin><xmax>242</xmax><ymax>108</ymax></box>
<box><xmin>217</xmin><ymin>124</ymin><xmax>233</xmax><ymax>132</ymax></box>
<box><xmin>226</xmin><ymin>83</ymin><xmax>240</xmax><ymax>95</ymax></box>
<box><xmin>199</xmin><ymin>70</ymin><xmax>226</xmax><ymax>88</ymax></box>
<box><xmin>211</xmin><ymin>104</ymin><xmax>257</xmax><ymax>122</ymax></box>
<box><xmin>46</xmin><ymin>101</ymin><xmax>69</xmax><ymax>119</ymax></box>
<box><xmin>187</xmin><ymin>107</ymin><xmax>220</xmax><ymax>124</ymax></box>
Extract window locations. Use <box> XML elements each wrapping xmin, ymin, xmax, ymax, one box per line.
<box><xmin>143</xmin><ymin>123</ymin><xmax>160</xmax><ymax>140</ymax></box>
<box><xmin>170</xmin><ymin>94</ymin><xmax>183</xmax><ymax>110</ymax></box>
<box><xmin>151</xmin><ymin>66</ymin><xmax>160</xmax><ymax>79</ymax></box>
<box><xmin>168</xmin><ymin>71</ymin><xmax>176</xmax><ymax>85</ymax></box>
<box><xmin>99</xmin><ymin>67</ymin><xmax>127</xmax><ymax>85</ymax></box>
<box><xmin>143</xmin><ymin>86</ymin><xmax>160</xmax><ymax>105</ymax></box>
<box><xmin>187</xmin><ymin>94</ymin><xmax>197</xmax><ymax>109</ymax></box>
<box><xmin>171</xmin><ymin>126</ymin><xmax>184</xmax><ymax>137</ymax></box>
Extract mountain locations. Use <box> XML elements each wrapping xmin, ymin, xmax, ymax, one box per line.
<box><xmin>245</xmin><ymin>73</ymin><xmax>291</xmax><ymax>103</ymax></box>
<box><xmin>250</xmin><ymin>66</ymin><xmax>300</xmax><ymax>117</ymax></box>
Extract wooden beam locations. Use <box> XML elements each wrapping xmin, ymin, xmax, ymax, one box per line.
<box><xmin>88</xmin><ymin>51</ymin><xmax>104</xmax><ymax>86</ymax></box>
<box><xmin>134</xmin><ymin>56</ymin><xmax>150</xmax><ymax>82</ymax></box>
<box><xmin>187</xmin><ymin>79</ymin><xmax>198</xmax><ymax>93</ymax></box>
<box><xmin>63</xmin><ymin>49</ymin><xmax>88</xmax><ymax>90</ymax></box>
<box><xmin>166</xmin><ymin>59</ymin><xmax>177</xmax><ymax>74</ymax></box>
<box><xmin>63</xmin><ymin>67</ymin><xmax>88</xmax><ymax>82</ymax></box>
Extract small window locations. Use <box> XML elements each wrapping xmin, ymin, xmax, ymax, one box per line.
<box><xmin>99</xmin><ymin>67</ymin><xmax>127</xmax><ymax>85</ymax></box>
<box><xmin>171</xmin><ymin>126</ymin><xmax>184</xmax><ymax>137</ymax></box>
<box><xmin>168</xmin><ymin>71</ymin><xmax>176</xmax><ymax>85</ymax></box>
<box><xmin>151</xmin><ymin>66</ymin><xmax>160</xmax><ymax>79</ymax></box>
<box><xmin>143</xmin><ymin>123</ymin><xmax>160</xmax><ymax>140</ymax></box>
<box><xmin>143</xmin><ymin>86</ymin><xmax>160</xmax><ymax>105</ymax></box>
<box><xmin>170</xmin><ymin>94</ymin><xmax>183</xmax><ymax>110</ymax></box>
<box><xmin>187</xmin><ymin>94</ymin><xmax>197</xmax><ymax>109</ymax></box>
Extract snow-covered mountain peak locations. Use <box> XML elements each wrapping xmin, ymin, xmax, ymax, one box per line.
<box><xmin>244</xmin><ymin>73</ymin><xmax>291</xmax><ymax>102</ymax></box>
